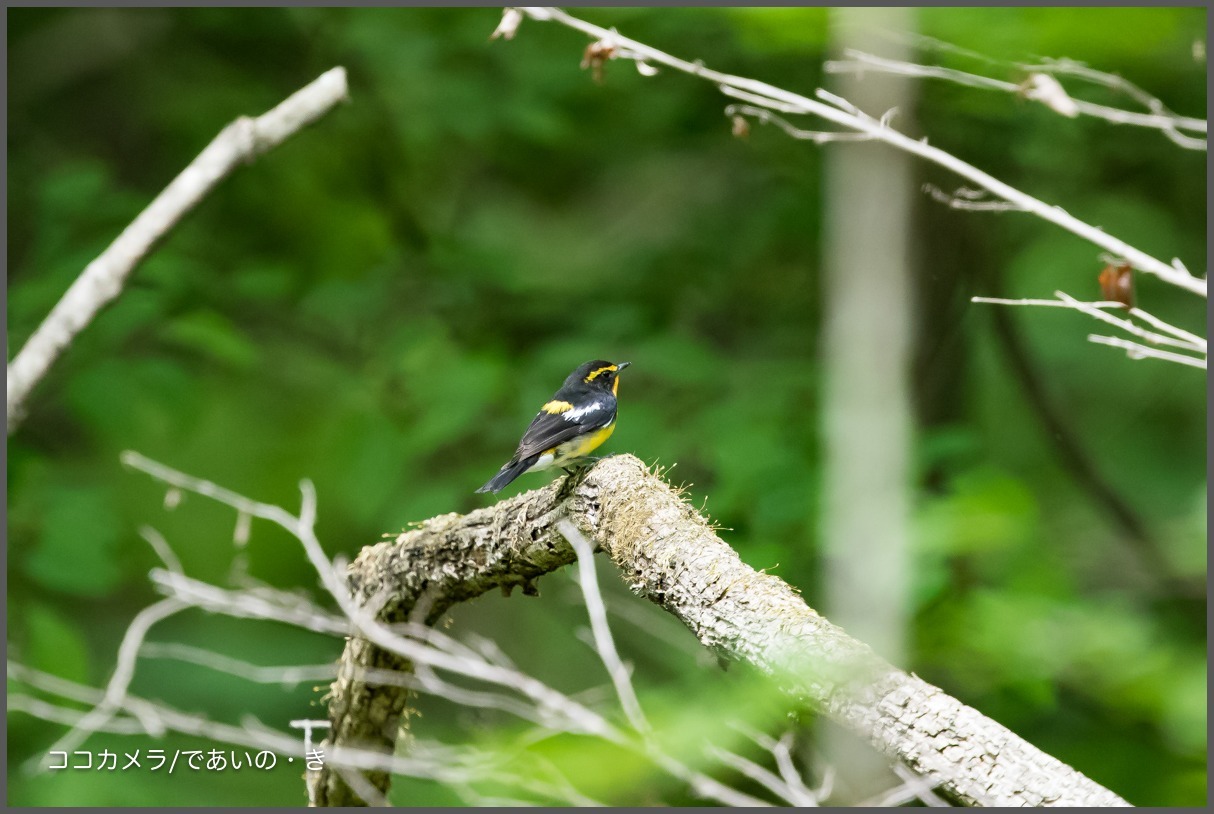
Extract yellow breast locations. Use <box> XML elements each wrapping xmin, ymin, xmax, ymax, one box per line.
<box><xmin>549</xmin><ymin>422</ymin><xmax>615</xmax><ymax>465</ymax></box>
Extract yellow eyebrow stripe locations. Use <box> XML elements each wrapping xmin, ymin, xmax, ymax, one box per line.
<box><xmin>542</xmin><ymin>400</ymin><xmax>574</xmax><ymax>414</ymax></box>
<box><xmin>584</xmin><ymin>365</ymin><xmax>618</xmax><ymax>382</ymax></box>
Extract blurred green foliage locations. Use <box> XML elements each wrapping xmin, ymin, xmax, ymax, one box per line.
<box><xmin>7</xmin><ymin>7</ymin><xmax>1205</xmax><ymax>806</ymax></box>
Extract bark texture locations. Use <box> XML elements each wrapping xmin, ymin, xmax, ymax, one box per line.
<box><xmin>314</xmin><ymin>454</ymin><xmax>1129</xmax><ymax>807</ymax></box>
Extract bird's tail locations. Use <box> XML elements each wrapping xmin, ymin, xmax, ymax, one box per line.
<box><xmin>476</xmin><ymin>456</ymin><xmax>535</xmax><ymax>494</ymax></box>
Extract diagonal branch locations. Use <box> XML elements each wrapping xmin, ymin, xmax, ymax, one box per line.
<box><xmin>6</xmin><ymin>66</ymin><xmax>350</xmax><ymax>434</ymax></box>
<box><xmin>507</xmin><ymin>7</ymin><xmax>1203</xmax><ymax>297</ymax></box>
<box><xmin>316</xmin><ymin>453</ymin><xmax>1129</xmax><ymax>807</ymax></box>
<box><xmin>826</xmin><ymin>49</ymin><xmax>1206</xmax><ymax>147</ymax></box>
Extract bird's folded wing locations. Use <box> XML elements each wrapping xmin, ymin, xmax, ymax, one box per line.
<box><xmin>515</xmin><ymin>397</ymin><xmax>615</xmax><ymax>458</ymax></box>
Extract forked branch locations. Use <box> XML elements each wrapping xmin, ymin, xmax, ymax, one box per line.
<box><xmin>317</xmin><ymin>454</ymin><xmax>1128</xmax><ymax>807</ymax></box>
<box><xmin>504</xmin><ymin>7</ymin><xmax>1203</xmax><ymax>297</ymax></box>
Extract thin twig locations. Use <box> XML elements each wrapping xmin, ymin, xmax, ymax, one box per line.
<box><xmin>558</xmin><ymin>520</ymin><xmax>649</xmax><ymax>734</ymax></box>
<box><xmin>974</xmin><ymin>294</ymin><xmax>1205</xmax><ymax>351</ymax></box>
<box><xmin>511</xmin><ymin>7</ymin><xmax>1204</xmax><ymax>296</ymax></box>
<box><xmin>1087</xmin><ymin>334</ymin><xmax>1207</xmax><ymax>368</ymax></box>
<box><xmin>11</xmin><ymin>661</ymin><xmax>602</xmax><ymax>805</ymax></box>
<box><xmin>139</xmin><ymin>525</ymin><xmax>184</xmax><ymax>574</ymax></box>
<box><xmin>6</xmin><ymin>67</ymin><xmax>349</xmax><ymax>434</ymax></box>
<box><xmin>1026</xmin><ymin>56</ymin><xmax>1207</xmax><ymax>148</ymax></box>
<box><xmin>924</xmin><ymin>183</ymin><xmax>1028</xmax><ymax>212</ymax></box>
<box><xmin>827</xmin><ymin>49</ymin><xmax>1206</xmax><ymax>146</ymax></box>
<box><xmin>974</xmin><ymin>296</ymin><xmax>1130</xmax><ymax>308</ymax></box>
<box><xmin>124</xmin><ymin>453</ymin><xmax>772</xmax><ymax>806</ymax></box>
<box><xmin>706</xmin><ymin>744</ymin><xmax>804</xmax><ymax>806</ymax></box>
<box><xmin>1127</xmin><ymin>307</ymin><xmax>1206</xmax><ymax>348</ymax></box>
<box><xmin>724</xmin><ymin>103</ymin><xmax>876</xmax><ymax>144</ymax></box>
<box><xmin>973</xmin><ymin>293</ymin><xmax>1207</xmax><ymax>369</ymax></box>
<box><xmin>31</xmin><ymin>598</ymin><xmax>188</xmax><ymax>772</ymax></box>
<box><xmin>139</xmin><ymin>642</ymin><xmax>337</xmax><ymax>687</ymax></box>
<box><xmin>730</xmin><ymin>723</ymin><xmax>820</xmax><ymax>806</ymax></box>
<box><xmin>1054</xmin><ymin>290</ymin><xmax>1205</xmax><ymax>353</ymax></box>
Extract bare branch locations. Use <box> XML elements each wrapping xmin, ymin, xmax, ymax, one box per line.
<box><xmin>724</xmin><ymin>103</ymin><xmax>876</xmax><ymax>144</ymax></box>
<box><xmin>1127</xmin><ymin>307</ymin><xmax>1206</xmax><ymax>348</ymax></box>
<box><xmin>1087</xmin><ymin>334</ymin><xmax>1207</xmax><ymax>368</ymax></box>
<box><xmin>1025</xmin><ymin>56</ymin><xmax>1207</xmax><ymax>147</ymax></box>
<box><xmin>150</xmin><ymin>568</ymin><xmax>350</xmax><ymax>635</ymax></box>
<box><xmin>11</xmin><ymin>662</ymin><xmax>566</xmax><ymax>799</ymax></box>
<box><xmin>318</xmin><ymin>449</ymin><xmax>1130</xmax><ymax>807</ymax></box>
<box><xmin>139</xmin><ymin>642</ymin><xmax>337</xmax><ymax>687</ymax></box>
<box><xmin>972</xmin><ymin>292</ymin><xmax>1207</xmax><ymax>368</ymax></box>
<box><xmin>33</xmin><ymin>597</ymin><xmax>188</xmax><ymax>771</ymax></box>
<box><xmin>1053</xmin><ymin>290</ymin><xmax>1205</xmax><ymax>354</ymax></box>
<box><xmin>973</xmin><ymin>296</ymin><xmax>1129</xmax><ymax>308</ymax></box>
<box><xmin>8</xmin><ymin>695</ymin><xmax>149</xmax><ymax>735</ymax></box>
<box><xmin>558</xmin><ymin>519</ymin><xmax>649</xmax><ymax>734</ymax></box>
<box><xmin>511</xmin><ymin>7</ymin><xmax>1204</xmax><ymax>296</ymax></box>
<box><xmin>827</xmin><ymin>49</ymin><xmax>1206</xmax><ymax>146</ymax></box>
<box><xmin>6</xmin><ymin>67</ymin><xmax>350</xmax><ymax>434</ymax></box>
<box><xmin>49</xmin><ymin>451</ymin><xmax>1131</xmax><ymax>806</ymax></box>
<box><xmin>924</xmin><ymin>183</ymin><xmax>1028</xmax><ymax>212</ymax></box>
<box><xmin>707</xmin><ymin>744</ymin><xmax>806</xmax><ymax>806</ymax></box>
<box><xmin>729</xmin><ymin>724</ymin><xmax>821</xmax><ymax>806</ymax></box>
<box><xmin>860</xmin><ymin>762</ymin><xmax>950</xmax><ymax>807</ymax></box>
<box><xmin>138</xmin><ymin>525</ymin><xmax>184</xmax><ymax>574</ymax></box>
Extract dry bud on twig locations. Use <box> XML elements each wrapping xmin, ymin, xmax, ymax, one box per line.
<box><xmin>581</xmin><ymin>37</ymin><xmax>617</xmax><ymax>83</ymax></box>
<box><xmin>731</xmin><ymin>115</ymin><xmax>750</xmax><ymax>139</ymax></box>
<box><xmin>1098</xmin><ymin>263</ymin><xmax>1135</xmax><ymax>309</ymax></box>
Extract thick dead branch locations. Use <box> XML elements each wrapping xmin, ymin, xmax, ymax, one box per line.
<box><xmin>316</xmin><ymin>454</ymin><xmax>1129</xmax><ymax>807</ymax></box>
<box><xmin>6</xmin><ymin>66</ymin><xmax>349</xmax><ymax>434</ymax></box>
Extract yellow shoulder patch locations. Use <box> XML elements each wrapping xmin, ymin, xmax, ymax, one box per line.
<box><xmin>542</xmin><ymin>400</ymin><xmax>574</xmax><ymax>414</ymax></box>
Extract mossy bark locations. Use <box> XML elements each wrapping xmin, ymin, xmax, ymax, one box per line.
<box><xmin>312</xmin><ymin>454</ymin><xmax>1129</xmax><ymax>808</ymax></box>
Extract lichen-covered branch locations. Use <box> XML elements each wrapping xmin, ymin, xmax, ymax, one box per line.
<box><xmin>317</xmin><ymin>454</ymin><xmax>1129</xmax><ymax>807</ymax></box>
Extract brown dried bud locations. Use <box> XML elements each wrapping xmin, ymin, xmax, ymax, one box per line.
<box><xmin>581</xmin><ymin>38</ymin><xmax>617</xmax><ymax>84</ymax></box>
<box><xmin>1098</xmin><ymin>263</ymin><xmax>1134</xmax><ymax>308</ymax></box>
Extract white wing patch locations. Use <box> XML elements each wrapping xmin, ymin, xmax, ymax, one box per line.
<box><xmin>562</xmin><ymin>399</ymin><xmax>606</xmax><ymax>421</ymax></box>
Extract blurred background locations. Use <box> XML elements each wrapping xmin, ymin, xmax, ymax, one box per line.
<box><xmin>7</xmin><ymin>6</ymin><xmax>1206</xmax><ymax>807</ymax></box>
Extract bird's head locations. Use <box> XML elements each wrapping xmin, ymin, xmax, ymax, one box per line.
<box><xmin>568</xmin><ymin>360</ymin><xmax>631</xmax><ymax>394</ymax></box>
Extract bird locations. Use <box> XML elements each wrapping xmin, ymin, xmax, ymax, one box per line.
<box><xmin>476</xmin><ymin>360</ymin><xmax>630</xmax><ymax>494</ymax></box>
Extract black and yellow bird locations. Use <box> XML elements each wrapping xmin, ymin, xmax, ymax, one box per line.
<box><xmin>477</xmin><ymin>360</ymin><xmax>630</xmax><ymax>494</ymax></box>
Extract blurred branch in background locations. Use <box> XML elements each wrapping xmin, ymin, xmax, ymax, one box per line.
<box><xmin>11</xmin><ymin>452</ymin><xmax>1133</xmax><ymax>806</ymax></box>
<box><xmin>500</xmin><ymin>1</ymin><xmax>1205</xmax><ymax>592</ymax></box>
<box><xmin>12</xmin><ymin>455</ymin><xmax>863</xmax><ymax>808</ymax></box>
<box><xmin>818</xmin><ymin>30</ymin><xmax>1206</xmax><ymax>594</ymax></box>
<box><xmin>505</xmin><ymin>7</ymin><xmax>1207</xmax><ymax>374</ymax></box>
<box><xmin>973</xmin><ymin>294</ymin><xmax>1206</xmax><ymax>369</ymax></box>
<box><xmin>818</xmin><ymin>6</ymin><xmax>917</xmax><ymax>803</ymax></box>
<box><xmin>820</xmin><ymin>41</ymin><xmax>1208</xmax><ymax>368</ymax></box>
<box><xmin>825</xmin><ymin>49</ymin><xmax>1207</xmax><ymax>150</ymax></box>
<box><xmin>5</xmin><ymin>66</ymin><xmax>350</xmax><ymax>435</ymax></box>
<box><xmin>507</xmin><ymin>7</ymin><xmax>1205</xmax><ymax>298</ymax></box>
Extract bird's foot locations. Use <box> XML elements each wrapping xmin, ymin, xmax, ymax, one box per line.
<box><xmin>556</xmin><ymin>463</ymin><xmax>595</xmax><ymax>500</ymax></box>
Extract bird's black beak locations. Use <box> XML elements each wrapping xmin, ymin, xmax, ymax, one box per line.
<box><xmin>615</xmin><ymin>361</ymin><xmax>631</xmax><ymax>371</ymax></box>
